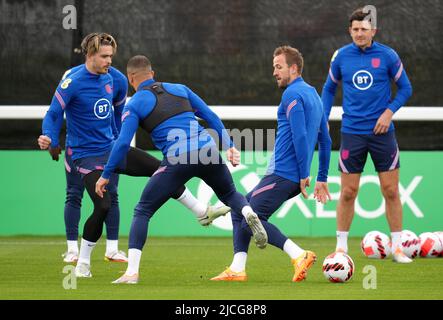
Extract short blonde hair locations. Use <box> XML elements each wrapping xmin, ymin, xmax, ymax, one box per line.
<box><xmin>81</xmin><ymin>33</ymin><xmax>117</xmax><ymax>56</ymax></box>
<box><xmin>273</xmin><ymin>45</ymin><xmax>304</xmax><ymax>74</ymax></box>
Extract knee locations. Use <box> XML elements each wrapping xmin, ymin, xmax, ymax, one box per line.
<box><xmin>109</xmin><ymin>192</ymin><xmax>119</xmax><ymax>205</ymax></box>
<box><xmin>134</xmin><ymin>203</ymin><xmax>154</xmax><ymax>220</ymax></box>
<box><xmin>66</xmin><ymin>188</ymin><xmax>83</xmax><ymax>207</ymax></box>
<box><xmin>382</xmin><ymin>185</ymin><xmax>400</xmax><ymax>201</ymax></box>
<box><xmin>95</xmin><ymin>198</ymin><xmax>111</xmax><ymax>215</ymax></box>
<box><xmin>340</xmin><ymin>186</ymin><xmax>359</xmax><ymax>202</ymax></box>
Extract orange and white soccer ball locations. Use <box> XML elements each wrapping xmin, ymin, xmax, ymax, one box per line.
<box><xmin>361</xmin><ymin>231</ymin><xmax>391</xmax><ymax>259</ymax></box>
<box><xmin>419</xmin><ymin>232</ymin><xmax>443</xmax><ymax>258</ymax></box>
<box><xmin>322</xmin><ymin>252</ymin><xmax>355</xmax><ymax>283</ymax></box>
<box><xmin>400</xmin><ymin>230</ymin><xmax>421</xmax><ymax>259</ymax></box>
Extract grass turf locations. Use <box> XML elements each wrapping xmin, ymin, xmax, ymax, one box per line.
<box><xmin>0</xmin><ymin>236</ymin><xmax>442</xmax><ymax>300</ymax></box>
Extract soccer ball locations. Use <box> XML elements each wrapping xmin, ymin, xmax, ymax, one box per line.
<box><xmin>419</xmin><ymin>232</ymin><xmax>443</xmax><ymax>258</ymax></box>
<box><xmin>322</xmin><ymin>252</ymin><xmax>355</xmax><ymax>283</ymax></box>
<box><xmin>361</xmin><ymin>231</ymin><xmax>391</xmax><ymax>259</ymax></box>
<box><xmin>400</xmin><ymin>230</ymin><xmax>421</xmax><ymax>258</ymax></box>
<box><xmin>434</xmin><ymin>232</ymin><xmax>443</xmax><ymax>257</ymax></box>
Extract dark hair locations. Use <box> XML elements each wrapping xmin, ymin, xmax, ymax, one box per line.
<box><xmin>349</xmin><ymin>8</ymin><xmax>372</xmax><ymax>27</ymax></box>
<box><xmin>127</xmin><ymin>55</ymin><xmax>152</xmax><ymax>73</ymax></box>
<box><xmin>273</xmin><ymin>45</ymin><xmax>304</xmax><ymax>74</ymax></box>
<box><xmin>80</xmin><ymin>33</ymin><xmax>117</xmax><ymax>56</ymax></box>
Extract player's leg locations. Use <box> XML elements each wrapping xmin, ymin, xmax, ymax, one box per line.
<box><xmin>336</xmin><ymin>173</ymin><xmax>361</xmax><ymax>252</ymax></box>
<box><xmin>63</xmin><ymin>148</ymin><xmax>84</xmax><ymax>263</ymax></box>
<box><xmin>197</xmin><ymin>152</ymin><xmax>267</xmax><ymax>250</ymax></box>
<box><xmin>114</xmin><ymin>160</ymin><xmax>193</xmax><ymax>284</ymax></box>
<box><xmin>335</xmin><ymin>133</ymin><xmax>367</xmax><ymax>252</ymax></box>
<box><xmin>240</xmin><ymin>175</ymin><xmax>316</xmax><ymax>282</ymax></box>
<box><xmin>369</xmin><ymin>131</ymin><xmax>411</xmax><ymax>263</ymax></box>
<box><xmin>120</xmin><ymin>147</ymin><xmax>230</xmax><ymax>224</ymax></box>
<box><xmin>103</xmin><ymin>174</ymin><xmax>128</xmax><ymax>262</ymax></box>
<box><xmin>74</xmin><ymin>170</ymin><xmax>114</xmax><ymax>277</ymax></box>
<box><xmin>73</xmin><ymin>153</ymin><xmax>120</xmax><ymax>277</ymax></box>
<box><xmin>212</xmin><ymin>174</ymin><xmax>304</xmax><ymax>281</ymax></box>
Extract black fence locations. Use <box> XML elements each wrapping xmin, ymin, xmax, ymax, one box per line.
<box><xmin>0</xmin><ymin>0</ymin><xmax>442</xmax><ymax>106</ymax></box>
<box><xmin>1</xmin><ymin>0</ymin><xmax>442</xmax><ymax>150</ymax></box>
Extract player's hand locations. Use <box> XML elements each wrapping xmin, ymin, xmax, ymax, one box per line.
<box><xmin>48</xmin><ymin>146</ymin><xmax>62</xmax><ymax>161</ymax></box>
<box><xmin>300</xmin><ymin>177</ymin><xmax>310</xmax><ymax>199</ymax></box>
<box><xmin>313</xmin><ymin>181</ymin><xmax>332</xmax><ymax>204</ymax></box>
<box><xmin>38</xmin><ymin>135</ymin><xmax>51</xmax><ymax>150</ymax></box>
<box><xmin>226</xmin><ymin>147</ymin><xmax>240</xmax><ymax>167</ymax></box>
<box><xmin>374</xmin><ymin>109</ymin><xmax>393</xmax><ymax>135</ymax></box>
<box><xmin>95</xmin><ymin>177</ymin><xmax>109</xmax><ymax>198</ymax></box>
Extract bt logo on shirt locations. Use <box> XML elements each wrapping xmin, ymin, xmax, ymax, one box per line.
<box><xmin>352</xmin><ymin>70</ymin><xmax>373</xmax><ymax>90</ymax></box>
<box><xmin>94</xmin><ymin>98</ymin><xmax>111</xmax><ymax>119</ymax></box>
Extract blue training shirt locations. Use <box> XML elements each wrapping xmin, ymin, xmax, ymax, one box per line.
<box><xmin>321</xmin><ymin>41</ymin><xmax>412</xmax><ymax>134</ymax></box>
<box><xmin>102</xmin><ymin>78</ymin><xmax>233</xmax><ymax>179</ymax></box>
<box><xmin>102</xmin><ymin>79</ymin><xmax>233</xmax><ymax>179</ymax></box>
<box><xmin>266</xmin><ymin>77</ymin><xmax>332</xmax><ymax>183</ymax></box>
<box><xmin>42</xmin><ymin>64</ymin><xmax>117</xmax><ymax>160</ymax></box>
<box><xmin>44</xmin><ymin>65</ymin><xmax>128</xmax><ymax>149</ymax></box>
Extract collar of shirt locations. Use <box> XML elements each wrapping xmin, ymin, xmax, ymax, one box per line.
<box><xmin>287</xmin><ymin>76</ymin><xmax>304</xmax><ymax>88</ymax></box>
<box><xmin>137</xmin><ymin>78</ymin><xmax>156</xmax><ymax>91</ymax></box>
<box><xmin>351</xmin><ymin>41</ymin><xmax>379</xmax><ymax>53</ymax></box>
<box><xmin>82</xmin><ymin>64</ymin><xmax>103</xmax><ymax>79</ymax></box>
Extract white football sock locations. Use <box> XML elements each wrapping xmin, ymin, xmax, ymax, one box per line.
<box><xmin>336</xmin><ymin>231</ymin><xmax>349</xmax><ymax>253</ymax></box>
<box><xmin>241</xmin><ymin>206</ymin><xmax>254</xmax><ymax>219</ymax></box>
<box><xmin>67</xmin><ymin>240</ymin><xmax>78</xmax><ymax>253</ymax></box>
<box><xmin>391</xmin><ymin>232</ymin><xmax>402</xmax><ymax>252</ymax></box>
<box><xmin>106</xmin><ymin>239</ymin><xmax>118</xmax><ymax>256</ymax></box>
<box><xmin>176</xmin><ymin>188</ymin><xmax>207</xmax><ymax>218</ymax></box>
<box><xmin>78</xmin><ymin>238</ymin><xmax>96</xmax><ymax>265</ymax></box>
<box><xmin>126</xmin><ymin>249</ymin><xmax>142</xmax><ymax>276</ymax></box>
<box><xmin>229</xmin><ymin>252</ymin><xmax>248</xmax><ymax>272</ymax></box>
<box><xmin>283</xmin><ymin>239</ymin><xmax>304</xmax><ymax>259</ymax></box>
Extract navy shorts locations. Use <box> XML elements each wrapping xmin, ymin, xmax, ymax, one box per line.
<box><xmin>245</xmin><ymin>174</ymin><xmax>300</xmax><ymax>221</ymax></box>
<box><xmin>64</xmin><ymin>146</ymin><xmax>85</xmax><ymax>192</ymax></box>
<box><xmin>73</xmin><ymin>151</ymin><xmax>124</xmax><ymax>179</ymax></box>
<box><xmin>339</xmin><ymin>131</ymin><xmax>400</xmax><ymax>174</ymax></box>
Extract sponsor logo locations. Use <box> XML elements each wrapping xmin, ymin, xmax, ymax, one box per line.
<box><xmin>352</xmin><ymin>70</ymin><xmax>373</xmax><ymax>90</ymax></box>
<box><xmin>196</xmin><ymin>167</ymin><xmax>424</xmax><ymax>231</ymax></box>
<box><xmin>93</xmin><ymin>98</ymin><xmax>111</xmax><ymax>119</ymax></box>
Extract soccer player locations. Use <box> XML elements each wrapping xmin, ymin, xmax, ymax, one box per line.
<box><xmin>48</xmin><ymin>62</ymin><xmax>130</xmax><ymax>264</ymax></box>
<box><xmin>38</xmin><ymin>33</ymin><xmax>230</xmax><ymax>277</ymax></box>
<box><xmin>95</xmin><ymin>55</ymin><xmax>268</xmax><ymax>284</ymax></box>
<box><xmin>211</xmin><ymin>46</ymin><xmax>332</xmax><ymax>282</ymax></box>
<box><xmin>321</xmin><ymin>8</ymin><xmax>413</xmax><ymax>263</ymax></box>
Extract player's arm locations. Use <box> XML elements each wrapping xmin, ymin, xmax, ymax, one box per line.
<box><xmin>39</xmin><ymin>80</ymin><xmax>73</xmax><ymax>152</ymax></box>
<box><xmin>185</xmin><ymin>86</ymin><xmax>234</xmax><ymax>150</ymax></box>
<box><xmin>101</xmin><ymin>104</ymin><xmax>139</xmax><ymax>180</ymax></box>
<box><xmin>96</xmin><ymin>102</ymin><xmax>140</xmax><ymax>197</ymax></box>
<box><xmin>110</xmin><ymin>108</ymin><xmax>119</xmax><ymax>139</ymax></box>
<box><xmin>287</xmin><ymin>95</ymin><xmax>310</xmax><ymax>199</ymax></box>
<box><xmin>112</xmin><ymin>78</ymin><xmax>128</xmax><ymax>133</ymax></box>
<box><xmin>387</xmin><ymin>50</ymin><xmax>413</xmax><ymax>114</ymax></box>
<box><xmin>374</xmin><ymin>50</ymin><xmax>413</xmax><ymax>135</ymax></box>
<box><xmin>321</xmin><ymin>50</ymin><xmax>342</xmax><ymax>120</ymax></box>
<box><xmin>314</xmin><ymin>112</ymin><xmax>332</xmax><ymax>204</ymax></box>
<box><xmin>45</xmin><ymin>110</ymin><xmax>64</xmax><ymax>161</ymax></box>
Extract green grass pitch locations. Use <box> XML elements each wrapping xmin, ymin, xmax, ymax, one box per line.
<box><xmin>0</xmin><ymin>236</ymin><xmax>442</xmax><ymax>300</ymax></box>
